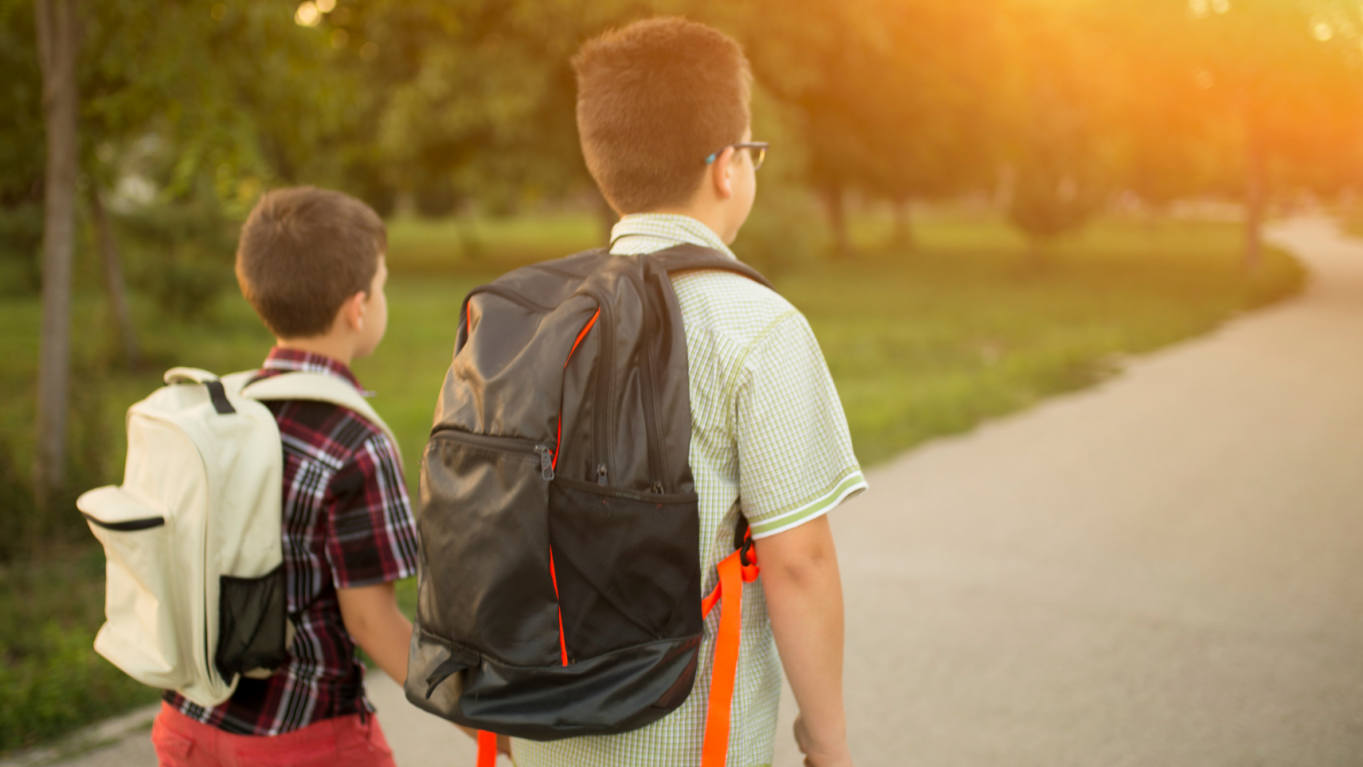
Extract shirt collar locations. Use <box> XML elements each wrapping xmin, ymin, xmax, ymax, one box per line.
<box><xmin>608</xmin><ymin>213</ymin><xmax>737</xmax><ymax>260</ymax></box>
<box><xmin>262</xmin><ymin>347</ymin><xmax>367</xmax><ymax>393</ymax></box>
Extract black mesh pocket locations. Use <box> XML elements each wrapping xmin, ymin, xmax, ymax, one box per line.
<box><xmin>216</xmin><ymin>564</ymin><xmax>289</xmax><ymax>679</ymax></box>
<box><xmin>548</xmin><ymin>480</ymin><xmax>702</xmax><ymax>662</ymax></box>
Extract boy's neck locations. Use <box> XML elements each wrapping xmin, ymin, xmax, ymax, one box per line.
<box><xmin>643</xmin><ymin>203</ymin><xmax>735</xmax><ymax>245</ymax></box>
<box><xmin>274</xmin><ymin>336</ymin><xmax>354</xmax><ymax>368</ymax></box>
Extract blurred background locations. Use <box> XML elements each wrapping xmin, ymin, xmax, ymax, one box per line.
<box><xmin>1</xmin><ymin>0</ymin><xmax>1360</xmax><ymax>753</ymax></box>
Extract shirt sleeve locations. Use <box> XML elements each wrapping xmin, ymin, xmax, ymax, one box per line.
<box><xmin>325</xmin><ymin>429</ymin><xmax>421</xmax><ymax>589</ymax></box>
<box><xmin>733</xmin><ymin>311</ymin><xmax>867</xmax><ymax>539</ymax></box>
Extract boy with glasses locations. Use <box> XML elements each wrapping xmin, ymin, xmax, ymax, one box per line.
<box><xmin>511</xmin><ymin>17</ymin><xmax>866</xmax><ymax>767</ymax></box>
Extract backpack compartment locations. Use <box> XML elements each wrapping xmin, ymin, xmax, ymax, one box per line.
<box><xmin>547</xmin><ymin>478</ymin><xmax>701</xmax><ymax>662</ymax></box>
<box><xmin>78</xmin><ymin>485</ymin><xmax>194</xmax><ymax>690</ymax></box>
<box><xmin>417</xmin><ymin>430</ymin><xmax>561</xmax><ymax>667</ymax></box>
<box><xmin>215</xmin><ymin>563</ymin><xmax>289</xmax><ymax>679</ymax></box>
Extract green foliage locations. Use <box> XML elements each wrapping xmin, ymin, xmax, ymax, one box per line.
<box><xmin>117</xmin><ymin>200</ymin><xmax>239</xmax><ymax>321</ymax></box>
<box><xmin>0</xmin><ymin>1</ymin><xmax>43</xmax><ymax>208</ymax></box>
<box><xmin>0</xmin><ymin>203</ymin><xmax>43</xmax><ymax>296</ymax></box>
<box><xmin>0</xmin><ymin>550</ymin><xmax>159</xmax><ymax>753</ymax></box>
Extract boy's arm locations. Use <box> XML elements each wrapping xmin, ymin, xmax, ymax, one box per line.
<box><xmin>757</xmin><ymin>515</ymin><xmax>852</xmax><ymax>767</ymax></box>
<box><xmin>337</xmin><ymin>582</ymin><xmax>413</xmax><ymax>685</ymax></box>
<box><xmin>731</xmin><ymin>311</ymin><xmax>865</xmax><ymax>767</ymax></box>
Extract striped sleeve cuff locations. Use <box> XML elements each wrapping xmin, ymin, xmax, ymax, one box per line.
<box><xmin>749</xmin><ymin>470</ymin><xmax>868</xmax><ymax>539</ymax></box>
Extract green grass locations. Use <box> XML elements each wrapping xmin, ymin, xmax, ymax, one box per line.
<box><xmin>0</xmin><ymin>209</ymin><xmax>1304</xmax><ymax>752</ymax></box>
<box><xmin>0</xmin><ymin>548</ymin><xmax>161</xmax><ymax>750</ymax></box>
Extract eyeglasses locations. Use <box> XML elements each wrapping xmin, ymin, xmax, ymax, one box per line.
<box><xmin>705</xmin><ymin>142</ymin><xmax>768</xmax><ymax>171</ymax></box>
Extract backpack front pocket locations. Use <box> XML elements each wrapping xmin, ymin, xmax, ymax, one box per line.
<box><xmin>548</xmin><ymin>478</ymin><xmax>702</xmax><ymax>662</ymax></box>
<box><xmin>420</xmin><ymin>430</ymin><xmax>562</xmax><ymax>667</ymax></box>
<box><xmin>217</xmin><ymin>564</ymin><xmax>289</xmax><ymax>679</ymax></box>
<box><xmin>77</xmin><ymin>486</ymin><xmax>192</xmax><ymax>690</ymax></box>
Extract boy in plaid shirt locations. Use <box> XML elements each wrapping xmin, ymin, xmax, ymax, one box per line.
<box><xmin>153</xmin><ymin>188</ymin><xmax>420</xmax><ymax>766</ymax></box>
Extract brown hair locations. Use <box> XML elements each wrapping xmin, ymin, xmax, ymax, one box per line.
<box><xmin>236</xmin><ymin>186</ymin><xmax>386</xmax><ymax>339</ymax></box>
<box><xmin>572</xmin><ymin>17</ymin><xmax>752</xmax><ymax>214</ymax></box>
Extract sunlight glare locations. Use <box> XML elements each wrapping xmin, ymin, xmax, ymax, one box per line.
<box><xmin>317</xmin><ymin>0</ymin><xmax>337</xmax><ymax>13</ymax></box>
<box><xmin>1314</xmin><ymin>21</ymin><xmax>1334</xmax><ymax>41</ymax></box>
<box><xmin>295</xmin><ymin>1</ymin><xmax>321</xmax><ymax>27</ymax></box>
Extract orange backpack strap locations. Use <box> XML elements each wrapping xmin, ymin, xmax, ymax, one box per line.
<box><xmin>700</xmin><ymin>531</ymin><xmax>761</xmax><ymax>767</ymax></box>
<box><xmin>476</xmin><ymin>730</ymin><xmax>498</xmax><ymax>767</ymax></box>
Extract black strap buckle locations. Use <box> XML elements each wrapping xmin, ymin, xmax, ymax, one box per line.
<box><xmin>734</xmin><ymin>515</ymin><xmax>754</xmax><ymax>567</ymax></box>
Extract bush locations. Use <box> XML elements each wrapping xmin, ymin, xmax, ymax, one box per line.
<box><xmin>0</xmin><ymin>441</ymin><xmax>33</xmax><ymax>563</ymax></box>
<box><xmin>118</xmin><ymin>201</ymin><xmax>238</xmax><ymax>321</ymax></box>
<box><xmin>0</xmin><ymin>203</ymin><xmax>42</xmax><ymax>296</ymax></box>
<box><xmin>0</xmin><ymin>623</ymin><xmax>157</xmax><ymax>752</ymax></box>
<box><xmin>733</xmin><ymin>185</ymin><xmax>824</xmax><ymax>280</ymax></box>
<box><xmin>0</xmin><ymin>550</ymin><xmax>159</xmax><ymax>753</ymax></box>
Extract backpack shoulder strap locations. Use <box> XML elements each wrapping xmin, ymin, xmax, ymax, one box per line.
<box><xmin>239</xmin><ymin>372</ymin><xmax>402</xmax><ymax>465</ymax></box>
<box><xmin>641</xmin><ymin>242</ymin><xmax>774</xmax><ymax>290</ymax></box>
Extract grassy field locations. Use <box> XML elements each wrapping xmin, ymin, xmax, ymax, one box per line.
<box><xmin>0</xmin><ymin>209</ymin><xmax>1303</xmax><ymax>751</ymax></box>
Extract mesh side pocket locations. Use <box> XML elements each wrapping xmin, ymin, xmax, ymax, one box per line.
<box><xmin>549</xmin><ymin>481</ymin><xmax>702</xmax><ymax>662</ymax></box>
<box><xmin>216</xmin><ymin>564</ymin><xmax>288</xmax><ymax>679</ymax></box>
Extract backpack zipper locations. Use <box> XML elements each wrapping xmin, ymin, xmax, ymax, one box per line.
<box><xmin>588</xmin><ymin>294</ymin><xmax>615</xmax><ymax>485</ymax></box>
<box><xmin>429</xmin><ymin>430</ymin><xmax>555</xmax><ymax>480</ymax></box>
<box><xmin>626</xmin><ymin>266</ymin><xmax>667</xmax><ymax>492</ymax></box>
<box><xmin>553</xmin><ymin>308</ymin><xmax>602</xmax><ymax>475</ymax></box>
<box><xmin>534</xmin><ymin>445</ymin><xmax>555</xmax><ymax>481</ymax></box>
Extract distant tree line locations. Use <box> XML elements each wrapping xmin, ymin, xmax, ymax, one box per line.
<box><xmin>4</xmin><ymin>0</ymin><xmax>1363</xmax><ymax>507</ymax></box>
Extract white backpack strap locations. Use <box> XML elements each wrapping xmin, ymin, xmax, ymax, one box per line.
<box><xmin>164</xmin><ymin>367</ymin><xmax>237</xmax><ymax>415</ymax></box>
<box><xmin>164</xmin><ymin>367</ymin><xmax>220</xmax><ymax>385</ymax></box>
<box><xmin>241</xmin><ymin>372</ymin><xmax>403</xmax><ymax>465</ymax></box>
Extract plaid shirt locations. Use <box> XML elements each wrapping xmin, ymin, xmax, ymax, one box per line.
<box><xmin>164</xmin><ymin>348</ymin><xmax>420</xmax><ymax>736</ymax></box>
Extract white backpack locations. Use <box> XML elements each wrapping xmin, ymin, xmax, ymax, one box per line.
<box><xmin>76</xmin><ymin>367</ymin><xmax>399</xmax><ymax>708</ymax></box>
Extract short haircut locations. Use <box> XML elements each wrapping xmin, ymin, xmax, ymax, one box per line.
<box><xmin>573</xmin><ymin>17</ymin><xmax>752</xmax><ymax>214</ymax></box>
<box><xmin>236</xmin><ymin>186</ymin><xmax>386</xmax><ymax>339</ymax></box>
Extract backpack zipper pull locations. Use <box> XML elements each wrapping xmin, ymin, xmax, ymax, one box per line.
<box><xmin>535</xmin><ymin>446</ymin><xmax>555</xmax><ymax>481</ymax></box>
<box><xmin>597</xmin><ymin>464</ymin><xmax>608</xmax><ymax>486</ymax></box>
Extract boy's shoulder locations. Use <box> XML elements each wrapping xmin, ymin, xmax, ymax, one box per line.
<box><xmin>267</xmin><ymin>398</ymin><xmax>389</xmax><ymax>458</ymax></box>
<box><xmin>670</xmin><ymin>265</ymin><xmax>801</xmax><ymax>351</ymax></box>
<box><xmin>250</xmin><ymin>372</ymin><xmax>395</xmax><ymax>470</ymax></box>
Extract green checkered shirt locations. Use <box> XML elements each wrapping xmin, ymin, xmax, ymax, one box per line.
<box><xmin>512</xmin><ymin>213</ymin><xmax>866</xmax><ymax>767</ymax></box>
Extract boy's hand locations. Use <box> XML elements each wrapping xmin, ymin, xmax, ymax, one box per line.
<box><xmin>794</xmin><ymin>714</ymin><xmax>855</xmax><ymax>767</ymax></box>
<box><xmin>336</xmin><ymin>581</ymin><xmax>412</xmax><ymax>686</ymax></box>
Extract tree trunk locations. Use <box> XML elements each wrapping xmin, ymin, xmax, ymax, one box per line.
<box><xmin>595</xmin><ymin>191</ymin><xmax>617</xmax><ymax>247</ymax></box>
<box><xmin>33</xmin><ymin>0</ymin><xmax>81</xmax><ymax>509</ymax></box>
<box><xmin>1244</xmin><ymin>123</ymin><xmax>1266</xmax><ymax>275</ymax></box>
<box><xmin>822</xmin><ymin>184</ymin><xmax>850</xmax><ymax>259</ymax></box>
<box><xmin>89</xmin><ymin>187</ymin><xmax>140</xmax><ymax>368</ymax></box>
<box><xmin>891</xmin><ymin>197</ymin><xmax>914</xmax><ymax>252</ymax></box>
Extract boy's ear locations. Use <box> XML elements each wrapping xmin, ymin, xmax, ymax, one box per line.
<box><xmin>340</xmin><ymin>290</ymin><xmax>368</xmax><ymax>332</ymax></box>
<box><xmin>707</xmin><ymin>146</ymin><xmax>737</xmax><ymax>201</ymax></box>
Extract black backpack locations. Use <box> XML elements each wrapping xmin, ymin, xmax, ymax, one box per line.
<box><xmin>405</xmin><ymin>244</ymin><xmax>772</xmax><ymax>764</ymax></box>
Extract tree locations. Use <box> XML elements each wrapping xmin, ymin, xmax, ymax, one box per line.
<box><xmin>999</xmin><ymin>0</ymin><xmax>1113</xmax><ymax>261</ymax></box>
<box><xmin>1105</xmin><ymin>0</ymin><xmax>1363</xmax><ymax>271</ymax></box>
<box><xmin>33</xmin><ymin>0</ymin><xmax>80</xmax><ymax>509</ymax></box>
<box><xmin>336</xmin><ymin>0</ymin><xmax>649</xmax><ymax>232</ymax></box>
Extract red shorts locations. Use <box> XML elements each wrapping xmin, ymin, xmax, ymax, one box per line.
<box><xmin>151</xmin><ymin>702</ymin><xmax>397</xmax><ymax>767</ymax></box>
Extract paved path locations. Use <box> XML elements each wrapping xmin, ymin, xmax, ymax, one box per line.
<box><xmin>772</xmin><ymin>217</ymin><xmax>1363</xmax><ymax>766</ymax></box>
<box><xmin>20</xmin><ymin>218</ymin><xmax>1363</xmax><ymax>766</ymax></box>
